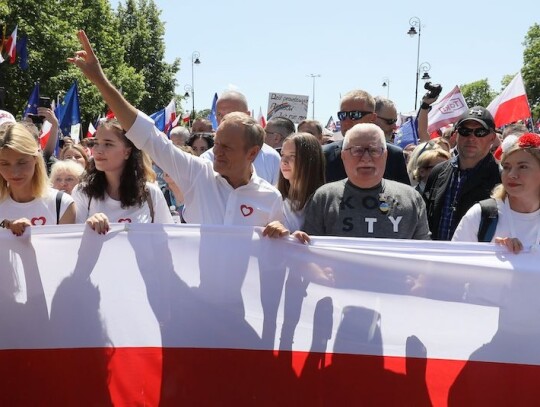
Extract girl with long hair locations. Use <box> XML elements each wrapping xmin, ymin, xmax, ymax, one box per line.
<box><xmin>71</xmin><ymin>119</ymin><xmax>172</xmax><ymax>233</ymax></box>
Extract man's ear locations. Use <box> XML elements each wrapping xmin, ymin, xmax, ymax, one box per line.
<box><xmin>246</xmin><ymin>145</ymin><xmax>260</xmax><ymax>162</ymax></box>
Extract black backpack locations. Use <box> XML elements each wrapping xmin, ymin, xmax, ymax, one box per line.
<box><xmin>477</xmin><ymin>198</ymin><xmax>498</xmax><ymax>242</ymax></box>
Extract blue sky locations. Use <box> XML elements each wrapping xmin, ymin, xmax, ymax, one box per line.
<box><xmin>113</xmin><ymin>0</ymin><xmax>537</xmax><ymax>124</ymax></box>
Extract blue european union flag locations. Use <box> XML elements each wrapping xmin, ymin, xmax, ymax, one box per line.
<box><xmin>150</xmin><ymin>109</ymin><xmax>166</xmax><ymax>131</ymax></box>
<box><xmin>56</xmin><ymin>82</ymin><xmax>81</xmax><ymax>136</ymax></box>
<box><xmin>207</xmin><ymin>93</ymin><xmax>218</xmax><ymax>130</ymax></box>
<box><xmin>23</xmin><ymin>82</ymin><xmax>39</xmax><ymax>118</ymax></box>
<box><xmin>394</xmin><ymin>116</ymin><xmax>419</xmax><ymax>148</ymax></box>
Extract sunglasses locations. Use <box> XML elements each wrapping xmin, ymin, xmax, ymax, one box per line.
<box><xmin>457</xmin><ymin>127</ymin><xmax>491</xmax><ymax>138</ymax></box>
<box><xmin>377</xmin><ymin>116</ymin><xmax>398</xmax><ymax>125</ymax></box>
<box><xmin>337</xmin><ymin>110</ymin><xmax>373</xmax><ymax>121</ymax></box>
<box><xmin>344</xmin><ymin>146</ymin><xmax>385</xmax><ymax>158</ymax></box>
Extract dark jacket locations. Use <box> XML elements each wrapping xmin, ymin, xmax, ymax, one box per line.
<box><xmin>323</xmin><ymin>140</ymin><xmax>410</xmax><ymax>185</ymax></box>
<box><xmin>422</xmin><ymin>154</ymin><xmax>501</xmax><ymax>240</ymax></box>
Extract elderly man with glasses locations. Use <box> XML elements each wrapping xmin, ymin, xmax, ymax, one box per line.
<box><xmin>302</xmin><ymin>123</ymin><xmax>430</xmax><ymax>239</ymax></box>
<box><xmin>323</xmin><ymin>90</ymin><xmax>410</xmax><ymax>185</ymax></box>
<box><xmin>423</xmin><ymin>107</ymin><xmax>501</xmax><ymax>240</ymax></box>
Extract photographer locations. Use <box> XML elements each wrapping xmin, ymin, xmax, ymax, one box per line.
<box><xmin>417</xmin><ymin>82</ymin><xmax>443</xmax><ymax>143</ymax></box>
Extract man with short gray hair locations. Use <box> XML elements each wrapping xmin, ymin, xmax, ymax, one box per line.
<box><xmin>303</xmin><ymin>123</ymin><xmax>430</xmax><ymax>239</ymax></box>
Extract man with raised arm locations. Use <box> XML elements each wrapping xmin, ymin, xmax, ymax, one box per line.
<box><xmin>69</xmin><ymin>31</ymin><xmax>284</xmax><ymax>227</ymax></box>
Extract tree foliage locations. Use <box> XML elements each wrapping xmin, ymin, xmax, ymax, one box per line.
<box><xmin>522</xmin><ymin>23</ymin><xmax>540</xmax><ymax>119</ymax></box>
<box><xmin>460</xmin><ymin>79</ymin><xmax>496</xmax><ymax>108</ymax></box>
<box><xmin>0</xmin><ymin>0</ymin><xmax>178</xmax><ymax>127</ymax></box>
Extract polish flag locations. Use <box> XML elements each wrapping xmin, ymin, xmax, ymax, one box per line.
<box><xmin>164</xmin><ymin>99</ymin><xmax>176</xmax><ymax>133</ymax></box>
<box><xmin>2</xmin><ymin>225</ymin><xmax>540</xmax><ymax>405</ymax></box>
<box><xmin>487</xmin><ymin>72</ymin><xmax>531</xmax><ymax>128</ymax></box>
<box><xmin>427</xmin><ymin>85</ymin><xmax>469</xmax><ymax>133</ymax></box>
<box><xmin>38</xmin><ymin>120</ymin><xmax>53</xmax><ymax>150</ymax></box>
<box><xmin>182</xmin><ymin>111</ymin><xmax>191</xmax><ymax>123</ymax></box>
<box><xmin>257</xmin><ymin>106</ymin><xmax>266</xmax><ymax>128</ymax></box>
<box><xmin>3</xmin><ymin>25</ymin><xmax>17</xmax><ymax>64</ymax></box>
<box><xmin>86</xmin><ymin>122</ymin><xmax>96</xmax><ymax>138</ymax></box>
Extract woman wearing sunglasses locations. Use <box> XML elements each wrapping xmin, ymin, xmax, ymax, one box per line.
<box><xmin>453</xmin><ymin>133</ymin><xmax>540</xmax><ymax>253</ymax></box>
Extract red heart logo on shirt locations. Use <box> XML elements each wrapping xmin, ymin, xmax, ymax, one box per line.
<box><xmin>240</xmin><ymin>205</ymin><xmax>254</xmax><ymax>217</ymax></box>
<box><xmin>31</xmin><ymin>217</ymin><xmax>46</xmax><ymax>226</ymax></box>
<box><xmin>118</xmin><ymin>218</ymin><xmax>132</xmax><ymax>223</ymax></box>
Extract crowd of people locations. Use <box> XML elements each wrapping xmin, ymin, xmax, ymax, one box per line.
<box><xmin>0</xmin><ymin>30</ymin><xmax>539</xmax><ymax>254</ymax></box>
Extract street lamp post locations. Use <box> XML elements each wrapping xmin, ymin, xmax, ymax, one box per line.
<box><xmin>419</xmin><ymin>62</ymin><xmax>431</xmax><ymax>82</ymax></box>
<box><xmin>382</xmin><ymin>77</ymin><xmax>390</xmax><ymax>99</ymax></box>
<box><xmin>407</xmin><ymin>16</ymin><xmax>422</xmax><ymax>110</ymax></box>
<box><xmin>307</xmin><ymin>74</ymin><xmax>321</xmax><ymax>120</ymax></box>
<box><xmin>184</xmin><ymin>84</ymin><xmax>193</xmax><ymax>121</ymax></box>
<box><xmin>190</xmin><ymin>51</ymin><xmax>201</xmax><ymax>124</ymax></box>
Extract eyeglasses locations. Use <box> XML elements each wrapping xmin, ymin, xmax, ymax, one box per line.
<box><xmin>377</xmin><ymin>116</ymin><xmax>398</xmax><ymax>125</ymax></box>
<box><xmin>337</xmin><ymin>111</ymin><xmax>374</xmax><ymax>121</ymax></box>
<box><xmin>457</xmin><ymin>127</ymin><xmax>491</xmax><ymax>138</ymax></box>
<box><xmin>344</xmin><ymin>146</ymin><xmax>385</xmax><ymax>158</ymax></box>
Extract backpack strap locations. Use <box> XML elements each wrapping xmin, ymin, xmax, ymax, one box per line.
<box><xmin>55</xmin><ymin>191</ymin><xmax>64</xmax><ymax>225</ymax></box>
<box><xmin>145</xmin><ymin>188</ymin><xmax>155</xmax><ymax>223</ymax></box>
<box><xmin>478</xmin><ymin>198</ymin><xmax>498</xmax><ymax>242</ymax></box>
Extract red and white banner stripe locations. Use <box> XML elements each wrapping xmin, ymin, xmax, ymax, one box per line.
<box><xmin>1</xmin><ymin>225</ymin><xmax>539</xmax><ymax>406</ymax></box>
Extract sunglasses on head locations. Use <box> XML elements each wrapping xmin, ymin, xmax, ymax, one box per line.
<box><xmin>337</xmin><ymin>110</ymin><xmax>373</xmax><ymax>121</ymax></box>
<box><xmin>457</xmin><ymin>127</ymin><xmax>491</xmax><ymax>138</ymax></box>
<box><xmin>377</xmin><ymin>116</ymin><xmax>398</xmax><ymax>125</ymax></box>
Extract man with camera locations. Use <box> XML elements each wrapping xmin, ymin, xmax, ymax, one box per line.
<box><xmin>323</xmin><ymin>89</ymin><xmax>410</xmax><ymax>185</ymax></box>
<box><xmin>422</xmin><ymin>107</ymin><xmax>501</xmax><ymax>240</ymax></box>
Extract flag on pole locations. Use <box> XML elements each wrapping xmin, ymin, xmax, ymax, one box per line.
<box><xmin>150</xmin><ymin>109</ymin><xmax>166</xmax><ymax>131</ymax></box>
<box><xmin>23</xmin><ymin>82</ymin><xmax>39</xmax><ymax>118</ymax></box>
<box><xmin>208</xmin><ymin>93</ymin><xmax>218</xmax><ymax>130</ymax></box>
<box><xmin>427</xmin><ymin>85</ymin><xmax>469</xmax><ymax>133</ymax></box>
<box><xmin>487</xmin><ymin>72</ymin><xmax>531</xmax><ymax>128</ymax></box>
<box><xmin>16</xmin><ymin>34</ymin><xmax>28</xmax><ymax>70</ymax></box>
<box><xmin>56</xmin><ymin>82</ymin><xmax>81</xmax><ymax>140</ymax></box>
<box><xmin>3</xmin><ymin>25</ymin><xmax>17</xmax><ymax>64</ymax></box>
<box><xmin>394</xmin><ymin>116</ymin><xmax>418</xmax><ymax>148</ymax></box>
<box><xmin>164</xmin><ymin>99</ymin><xmax>176</xmax><ymax>133</ymax></box>
<box><xmin>86</xmin><ymin>122</ymin><xmax>97</xmax><ymax>138</ymax></box>
<box><xmin>257</xmin><ymin>107</ymin><xmax>266</xmax><ymax>128</ymax></box>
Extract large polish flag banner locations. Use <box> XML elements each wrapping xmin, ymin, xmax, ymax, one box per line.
<box><xmin>487</xmin><ymin>72</ymin><xmax>531</xmax><ymax>128</ymax></box>
<box><xmin>1</xmin><ymin>224</ymin><xmax>539</xmax><ymax>406</ymax></box>
<box><xmin>427</xmin><ymin>86</ymin><xmax>469</xmax><ymax>133</ymax></box>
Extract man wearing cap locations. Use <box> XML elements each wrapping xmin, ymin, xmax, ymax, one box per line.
<box><xmin>323</xmin><ymin>90</ymin><xmax>410</xmax><ymax>185</ymax></box>
<box><xmin>423</xmin><ymin>106</ymin><xmax>501</xmax><ymax>240</ymax></box>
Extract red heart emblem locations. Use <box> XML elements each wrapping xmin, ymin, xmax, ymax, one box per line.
<box><xmin>31</xmin><ymin>217</ymin><xmax>46</xmax><ymax>226</ymax></box>
<box><xmin>240</xmin><ymin>205</ymin><xmax>254</xmax><ymax>217</ymax></box>
<box><xmin>118</xmin><ymin>218</ymin><xmax>132</xmax><ymax>223</ymax></box>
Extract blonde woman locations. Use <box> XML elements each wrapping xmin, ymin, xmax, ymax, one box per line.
<box><xmin>0</xmin><ymin>123</ymin><xmax>75</xmax><ymax>235</ymax></box>
<box><xmin>453</xmin><ymin>133</ymin><xmax>540</xmax><ymax>253</ymax></box>
<box><xmin>49</xmin><ymin>159</ymin><xmax>84</xmax><ymax>195</ymax></box>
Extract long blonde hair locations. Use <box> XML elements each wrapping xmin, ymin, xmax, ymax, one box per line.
<box><xmin>0</xmin><ymin>123</ymin><xmax>49</xmax><ymax>201</ymax></box>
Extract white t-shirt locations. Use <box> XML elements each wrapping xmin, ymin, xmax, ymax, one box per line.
<box><xmin>0</xmin><ymin>188</ymin><xmax>74</xmax><ymax>226</ymax></box>
<box><xmin>283</xmin><ymin>199</ymin><xmax>304</xmax><ymax>232</ymax></box>
<box><xmin>452</xmin><ymin>198</ymin><xmax>540</xmax><ymax>249</ymax></box>
<box><xmin>125</xmin><ymin>112</ymin><xmax>284</xmax><ymax>226</ymax></box>
<box><xmin>201</xmin><ymin>143</ymin><xmax>281</xmax><ymax>186</ymax></box>
<box><xmin>71</xmin><ymin>182</ymin><xmax>172</xmax><ymax>224</ymax></box>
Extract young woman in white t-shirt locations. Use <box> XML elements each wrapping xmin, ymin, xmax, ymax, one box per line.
<box><xmin>71</xmin><ymin>119</ymin><xmax>172</xmax><ymax>234</ymax></box>
<box><xmin>453</xmin><ymin>133</ymin><xmax>540</xmax><ymax>253</ymax></box>
<box><xmin>0</xmin><ymin>122</ymin><xmax>76</xmax><ymax>235</ymax></box>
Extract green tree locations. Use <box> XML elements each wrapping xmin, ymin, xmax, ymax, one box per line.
<box><xmin>522</xmin><ymin>23</ymin><xmax>540</xmax><ymax>119</ymax></box>
<box><xmin>460</xmin><ymin>79</ymin><xmax>496</xmax><ymax>108</ymax></box>
<box><xmin>117</xmin><ymin>0</ymin><xmax>180</xmax><ymax>114</ymax></box>
<box><xmin>500</xmin><ymin>74</ymin><xmax>516</xmax><ymax>91</ymax></box>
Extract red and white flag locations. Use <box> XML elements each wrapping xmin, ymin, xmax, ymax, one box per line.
<box><xmin>38</xmin><ymin>120</ymin><xmax>53</xmax><ymax>150</ymax></box>
<box><xmin>257</xmin><ymin>106</ymin><xmax>267</xmax><ymax>128</ymax></box>
<box><xmin>164</xmin><ymin>99</ymin><xmax>176</xmax><ymax>133</ymax></box>
<box><xmin>86</xmin><ymin>122</ymin><xmax>96</xmax><ymax>138</ymax></box>
<box><xmin>2</xmin><ymin>25</ymin><xmax>17</xmax><ymax>64</ymax></box>
<box><xmin>427</xmin><ymin>85</ymin><xmax>469</xmax><ymax>133</ymax></box>
<box><xmin>487</xmin><ymin>72</ymin><xmax>531</xmax><ymax>128</ymax></box>
<box><xmin>1</xmin><ymin>225</ymin><xmax>539</xmax><ymax>406</ymax></box>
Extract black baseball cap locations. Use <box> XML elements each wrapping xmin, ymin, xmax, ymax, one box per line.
<box><xmin>455</xmin><ymin>106</ymin><xmax>495</xmax><ymax>130</ymax></box>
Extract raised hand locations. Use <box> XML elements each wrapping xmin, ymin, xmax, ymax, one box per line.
<box><xmin>67</xmin><ymin>30</ymin><xmax>107</xmax><ymax>86</ymax></box>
